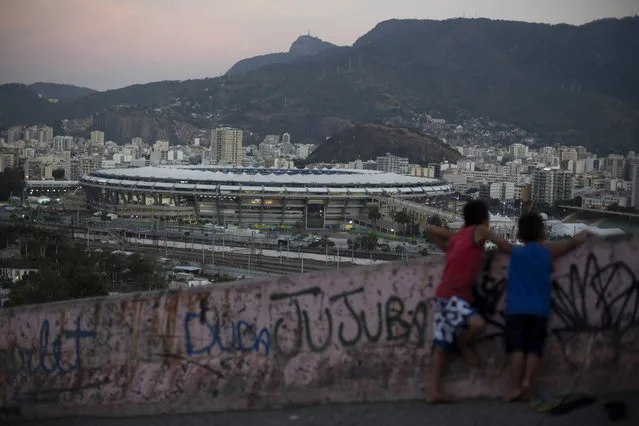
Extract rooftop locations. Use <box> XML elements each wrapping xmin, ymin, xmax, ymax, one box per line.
<box><xmin>86</xmin><ymin>166</ymin><xmax>442</xmax><ymax>186</ymax></box>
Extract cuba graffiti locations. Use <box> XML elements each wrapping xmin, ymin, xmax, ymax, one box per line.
<box><xmin>183</xmin><ymin>286</ymin><xmax>428</xmax><ymax>358</ymax></box>
<box><xmin>0</xmin><ymin>315</ymin><xmax>96</xmax><ymax>376</ymax></box>
<box><xmin>184</xmin><ymin>298</ymin><xmax>272</xmax><ymax>356</ymax></box>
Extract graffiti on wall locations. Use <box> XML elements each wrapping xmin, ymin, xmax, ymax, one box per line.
<box><xmin>184</xmin><ymin>298</ymin><xmax>272</xmax><ymax>357</ymax></box>
<box><xmin>472</xmin><ymin>251</ymin><xmax>507</xmax><ymax>341</ymax></box>
<box><xmin>268</xmin><ymin>286</ymin><xmax>428</xmax><ymax>356</ymax></box>
<box><xmin>181</xmin><ymin>286</ymin><xmax>429</xmax><ymax>359</ymax></box>
<box><xmin>2</xmin><ymin>236</ymin><xmax>639</xmax><ymax>411</ymax></box>
<box><xmin>0</xmin><ymin>316</ymin><xmax>96</xmax><ymax>377</ymax></box>
<box><xmin>551</xmin><ymin>253</ymin><xmax>639</xmax><ymax>368</ymax></box>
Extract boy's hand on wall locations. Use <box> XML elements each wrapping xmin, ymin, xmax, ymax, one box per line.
<box><xmin>573</xmin><ymin>230</ymin><xmax>595</xmax><ymax>243</ymax></box>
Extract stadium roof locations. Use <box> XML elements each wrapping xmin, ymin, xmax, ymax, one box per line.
<box><xmin>86</xmin><ymin>166</ymin><xmax>442</xmax><ymax>186</ymax></box>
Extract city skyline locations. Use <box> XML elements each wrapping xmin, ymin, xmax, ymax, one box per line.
<box><xmin>1</xmin><ymin>0</ymin><xmax>636</xmax><ymax>90</ymax></box>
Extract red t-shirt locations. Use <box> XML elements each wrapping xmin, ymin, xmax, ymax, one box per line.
<box><xmin>434</xmin><ymin>226</ymin><xmax>485</xmax><ymax>303</ymax></box>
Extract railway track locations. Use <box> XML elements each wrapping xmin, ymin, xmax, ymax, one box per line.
<box><xmin>90</xmin><ymin>242</ymin><xmax>348</xmax><ymax>275</ymax></box>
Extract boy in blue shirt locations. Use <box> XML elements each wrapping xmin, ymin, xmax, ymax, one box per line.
<box><xmin>503</xmin><ymin>213</ymin><xmax>591</xmax><ymax>402</ymax></box>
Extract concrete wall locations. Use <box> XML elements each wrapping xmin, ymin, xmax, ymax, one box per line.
<box><xmin>1</xmin><ymin>233</ymin><xmax>639</xmax><ymax>419</ymax></box>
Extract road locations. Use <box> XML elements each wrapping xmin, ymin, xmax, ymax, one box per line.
<box><xmin>7</xmin><ymin>393</ymin><xmax>636</xmax><ymax>426</ymax></box>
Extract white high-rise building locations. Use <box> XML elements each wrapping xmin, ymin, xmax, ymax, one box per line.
<box><xmin>90</xmin><ymin>130</ymin><xmax>105</xmax><ymax>143</ymax></box>
<box><xmin>509</xmin><ymin>143</ymin><xmax>528</xmax><ymax>159</ymax></box>
<box><xmin>489</xmin><ymin>182</ymin><xmax>516</xmax><ymax>200</ymax></box>
<box><xmin>7</xmin><ymin>126</ymin><xmax>23</xmax><ymax>143</ymax></box>
<box><xmin>606</xmin><ymin>155</ymin><xmax>626</xmax><ymax>179</ymax></box>
<box><xmin>376</xmin><ymin>153</ymin><xmax>409</xmax><ymax>175</ymax></box>
<box><xmin>38</xmin><ymin>126</ymin><xmax>53</xmax><ymax>143</ymax></box>
<box><xmin>211</xmin><ymin>127</ymin><xmax>243</xmax><ymax>165</ymax></box>
<box><xmin>53</xmin><ymin>136</ymin><xmax>74</xmax><ymax>151</ymax></box>
<box><xmin>532</xmin><ymin>169</ymin><xmax>574</xmax><ymax>206</ymax></box>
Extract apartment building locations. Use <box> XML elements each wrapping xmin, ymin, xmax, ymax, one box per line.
<box><xmin>532</xmin><ymin>169</ymin><xmax>574</xmax><ymax>205</ymax></box>
<box><xmin>376</xmin><ymin>153</ymin><xmax>409</xmax><ymax>175</ymax></box>
<box><xmin>90</xmin><ymin>131</ymin><xmax>105</xmax><ymax>143</ymax></box>
<box><xmin>53</xmin><ymin>136</ymin><xmax>74</xmax><ymax>151</ymax></box>
<box><xmin>489</xmin><ymin>182</ymin><xmax>516</xmax><ymax>200</ymax></box>
<box><xmin>210</xmin><ymin>127</ymin><xmax>243</xmax><ymax>165</ymax></box>
<box><xmin>69</xmin><ymin>157</ymin><xmax>102</xmax><ymax>181</ymax></box>
<box><xmin>24</xmin><ymin>159</ymin><xmax>53</xmax><ymax>180</ymax></box>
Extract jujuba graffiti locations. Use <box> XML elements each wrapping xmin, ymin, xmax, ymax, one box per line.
<box><xmin>269</xmin><ymin>286</ymin><xmax>428</xmax><ymax>356</ymax></box>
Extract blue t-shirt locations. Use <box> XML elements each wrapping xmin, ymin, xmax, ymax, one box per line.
<box><xmin>505</xmin><ymin>243</ymin><xmax>551</xmax><ymax>317</ymax></box>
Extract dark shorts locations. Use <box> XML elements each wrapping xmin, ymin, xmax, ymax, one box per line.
<box><xmin>504</xmin><ymin>314</ymin><xmax>548</xmax><ymax>356</ymax></box>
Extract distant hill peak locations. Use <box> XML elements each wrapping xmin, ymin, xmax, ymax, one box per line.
<box><xmin>226</xmin><ymin>35</ymin><xmax>338</xmax><ymax>76</ymax></box>
<box><xmin>288</xmin><ymin>34</ymin><xmax>336</xmax><ymax>56</ymax></box>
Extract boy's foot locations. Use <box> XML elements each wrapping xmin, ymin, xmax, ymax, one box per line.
<box><xmin>521</xmin><ymin>380</ymin><xmax>533</xmax><ymax>400</ymax></box>
<box><xmin>503</xmin><ymin>388</ymin><xmax>523</xmax><ymax>403</ymax></box>
<box><xmin>458</xmin><ymin>343</ymin><xmax>480</xmax><ymax>367</ymax></box>
<box><xmin>426</xmin><ymin>392</ymin><xmax>458</xmax><ymax>404</ymax></box>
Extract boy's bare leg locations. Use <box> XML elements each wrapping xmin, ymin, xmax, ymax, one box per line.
<box><xmin>427</xmin><ymin>346</ymin><xmax>457</xmax><ymax>404</ymax></box>
<box><xmin>503</xmin><ymin>352</ymin><xmax>525</xmax><ymax>402</ymax></box>
<box><xmin>456</xmin><ymin>337</ymin><xmax>480</xmax><ymax>367</ymax></box>
<box><xmin>457</xmin><ymin>315</ymin><xmax>485</xmax><ymax>367</ymax></box>
<box><xmin>521</xmin><ymin>354</ymin><xmax>540</xmax><ymax>399</ymax></box>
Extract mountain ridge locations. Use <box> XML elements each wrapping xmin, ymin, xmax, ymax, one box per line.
<box><xmin>28</xmin><ymin>82</ymin><xmax>98</xmax><ymax>102</ymax></box>
<box><xmin>0</xmin><ymin>17</ymin><xmax>637</xmax><ymax>154</ymax></box>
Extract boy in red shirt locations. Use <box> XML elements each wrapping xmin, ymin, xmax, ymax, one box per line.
<box><xmin>425</xmin><ymin>200</ymin><xmax>512</xmax><ymax>403</ymax></box>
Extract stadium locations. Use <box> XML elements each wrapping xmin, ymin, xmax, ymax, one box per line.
<box><xmin>80</xmin><ymin>166</ymin><xmax>454</xmax><ymax>228</ymax></box>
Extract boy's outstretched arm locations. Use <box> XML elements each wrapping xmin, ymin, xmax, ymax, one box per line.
<box><xmin>546</xmin><ymin>230</ymin><xmax>592</xmax><ymax>261</ymax></box>
<box><xmin>424</xmin><ymin>225</ymin><xmax>454</xmax><ymax>251</ymax></box>
<box><xmin>475</xmin><ymin>225</ymin><xmax>513</xmax><ymax>253</ymax></box>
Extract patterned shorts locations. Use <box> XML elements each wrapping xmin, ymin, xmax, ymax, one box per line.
<box><xmin>433</xmin><ymin>296</ymin><xmax>478</xmax><ymax>349</ymax></box>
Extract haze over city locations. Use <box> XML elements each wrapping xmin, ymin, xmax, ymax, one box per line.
<box><xmin>0</xmin><ymin>0</ymin><xmax>635</xmax><ymax>90</ymax></box>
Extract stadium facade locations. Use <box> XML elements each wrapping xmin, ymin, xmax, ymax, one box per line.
<box><xmin>80</xmin><ymin>166</ymin><xmax>454</xmax><ymax>228</ymax></box>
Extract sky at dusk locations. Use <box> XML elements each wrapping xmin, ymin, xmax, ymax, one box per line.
<box><xmin>1</xmin><ymin>0</ymin><xmax>636</xmax><ymax>90</ymax></box>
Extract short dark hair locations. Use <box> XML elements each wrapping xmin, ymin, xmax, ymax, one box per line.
<box><xmin>463</xmin><ymin>200</ymin><xmax>490</xmax><ymax>227</ymax></box>
<box><xmin>518</xmin><ymin>213</ymin><xmax>545</xmax><ymax>242</ymax></box>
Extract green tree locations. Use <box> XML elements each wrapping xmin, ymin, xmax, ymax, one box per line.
<box><xmin>0</xmin><ymin>168</ymin><xmax>24</xmax><ymax>201</ymax></box>
<box><xmin>2</xmin><ymin>246</ymin><xmax>109</xmax><ymax>307</ymax></box>
<box><xmin>52</xmin><ymin>168</ymin><xmax>65</xmax><ymax>180</ymax></box>
<box><xmin>393</xmin><ymin>210</ymin><xmax>411</xmax><ymax>234</ymax></box>
<box><xmin>367</xmin><ymin>206</ymin><xmax>382</xmax><ymax>226</ymax></box>
<box><xmin>355</xmin><ymin>231</ymin><xmax>378</xmax><ymax>251</ymax></box>
<box><xmin>291</xmin><ymin>220</ymin><xmax>304</xmax><ymax>236</ymax></box>
<box><xmin>122</xmin><ymin>253</ymin><xmax>169</xmax><ymax>291</ymax></box>
<box><xmin>1</xmin><ymin>225</ymin><xmax>168</xmax><ymax>306</ymax></box>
